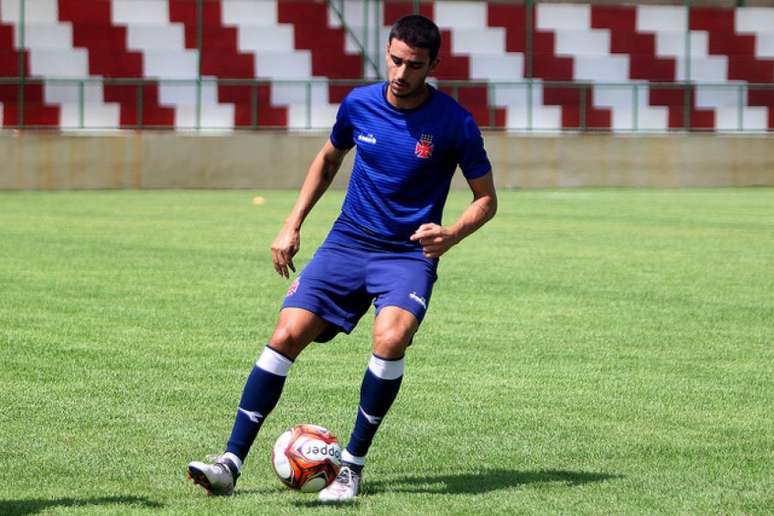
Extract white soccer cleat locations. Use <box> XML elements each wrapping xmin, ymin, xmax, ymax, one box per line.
<box><xmin>318</xmin><ymin>465</ymin><xmax>361</xmax><ymax>502</ymax></box>
<box><xmin>187</xmin><ymin>455</ymin><xmax>239</xmax><ymax>496</ymax></box>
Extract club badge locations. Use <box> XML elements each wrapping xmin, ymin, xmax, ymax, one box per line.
<box><xmin>415</xmin><ymin>133</ymin><xmax>434</xmax><ymax>159</ymax></box>
<box><xmin>286</xmin><ymin>276</ymin><xmax>300</xmax><ymax>297</ymax></box>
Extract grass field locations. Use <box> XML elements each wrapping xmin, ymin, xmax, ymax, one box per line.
<box><xmin>1</xmin><ymin>189</ymin><xmax>772</xmax><ymax>515</ymax></box>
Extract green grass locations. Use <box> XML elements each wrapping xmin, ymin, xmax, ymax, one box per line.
<box><xmin>0</xmin><ymin>189</ymin><xmax>772</xmax><ymax>515</ymax></box>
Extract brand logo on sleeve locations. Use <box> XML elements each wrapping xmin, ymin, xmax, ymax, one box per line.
<box><xmin>357</xmin><ymin>133</ymin><xmax>377</xmax><ymax>144</ymax></box>
<box><xmin>415</xmin><ymin>133</ymin><xmax>434</xmax><ymax>159</ymax></box>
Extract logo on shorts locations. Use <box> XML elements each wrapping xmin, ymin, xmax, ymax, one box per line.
<box><xmin>415</xmin><ymin>134</ymin><xmax>433</xmax><ymax>159</ymax></box>
<box><xmin>409</xmin><ymin>291</ymin><xmax>427</xmax><ymax>310</ymax></box>
<box><xmin>286</xmin><ymin>276</ymin><xmax>300</xmax><ymax>297</ymax></box>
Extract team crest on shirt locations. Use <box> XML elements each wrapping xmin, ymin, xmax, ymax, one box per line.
<box><xmin>415</xmin><ymin>133</ymin><xmax>434</xmax><ymax>159</ymax></box>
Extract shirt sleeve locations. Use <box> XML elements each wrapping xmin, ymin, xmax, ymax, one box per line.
<box><xmin>456</xmin><ymin>112</ymin><xmax>492</xmax><ymax>180</ymax></box>
<box><xmin>329</xmin><ymin>95</ymin><xmax>355</xmax><ymax>150</ymax></box>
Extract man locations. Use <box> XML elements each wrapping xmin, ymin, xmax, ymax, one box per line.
<box><xmin>187</xmin><ymin>15</ymin><xmax>497</xmax><ymax>502</ymax></box>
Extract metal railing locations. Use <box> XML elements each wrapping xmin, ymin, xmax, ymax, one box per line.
<box><xmin>2</xmin><ymin>77</ymin><xmax>772</xmax><ymax>132</ymax></box>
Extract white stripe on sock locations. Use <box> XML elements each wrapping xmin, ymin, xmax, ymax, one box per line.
<box><xmin>341</xmin><ymin>449</ymin><xmax>366</xmax><ymax>466</ymax></box>
<box><xmin>256</xmin><ymin>347</ymin><xmax>293</xmax><ymax>377</ymax></box>
<box><xmin>368</xmin><ymin>354</ymin><xmax>405</xmax><ymax>380</ymax></box>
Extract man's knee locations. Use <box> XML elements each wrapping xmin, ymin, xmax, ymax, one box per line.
<box><xmin>372</xmin><ymin>326</ymin><xmax>412</xmax><ymax>358</ymax></box>
<box><xmin>268</xmin><ymin>309</ymin><xmax>326</xmax><ymax>359</ymax></box>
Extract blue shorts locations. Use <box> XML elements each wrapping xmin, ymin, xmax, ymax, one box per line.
<box><xmin>281</xmin><ymin>245</ymin><xmax>438</xmax><ymax>343</ymax></box>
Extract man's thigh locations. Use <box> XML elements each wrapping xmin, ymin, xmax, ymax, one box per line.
<box><xmin>368</xmin><ymin>252</ymin><xmax>438</xmax><ymax>325</ymax></box>
<box><xmin>282</xmin><ymin>246</ymin><xmax>371</xmax><ymax>342</ymax></box>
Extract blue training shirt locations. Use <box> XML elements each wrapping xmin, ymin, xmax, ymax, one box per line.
<box><xmin>327</xmin><ymin>82</ymin><xmax>491</xmax><ymax>251</ymax></box>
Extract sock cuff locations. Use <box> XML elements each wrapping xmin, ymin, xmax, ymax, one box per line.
<box><xmin>342</xmin><ymin>449</ymin><xmax>366</xmax><ymax>466</ymax></box>
<box><xmin>256</xmin><ymin>346</ymin><xmax>294</xmax><ymax>377</ymax></box>
<box><xmin>222</xmin><ymin>452</ymin><xmax>243</xmax><ymax>473</ymax></box>
<box><xmin>368</xmin><ymin>354</ymin><xmax>405</xmax><ymax>380</ymax></box>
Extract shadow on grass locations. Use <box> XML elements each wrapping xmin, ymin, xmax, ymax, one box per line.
<box><xmin>0</xmin><ymin>496</ymin><xmax>163</xmax><ymax>515</ymax></box>
<box><xmin>365</xmin><ymin>468</ymin><xmax>621</xmax><ymax>495</ymax></box>
<box><xmin>290</xmin><ymin>468</ymin><xmax>620</xmax><ymax>506</ymax></box>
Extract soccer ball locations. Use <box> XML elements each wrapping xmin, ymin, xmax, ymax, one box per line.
<box><xmin>271</xmin><ymin>424</ymin><xmax>342</xmax><ymax>492</ymax></box>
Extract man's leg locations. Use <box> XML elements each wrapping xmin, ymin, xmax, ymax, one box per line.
<box><xmin>319</xmin><ymin>306</ymin><xmax>417</xmax><ymax>502</ymax></box>
<box><xmin>188</xmin><ymin>308</ymin><xmax>327</xmax><ymax>495</ymax></box>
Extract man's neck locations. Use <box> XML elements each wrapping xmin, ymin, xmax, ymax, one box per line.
<box><xmin>386</xmin><ymin>84</ymin><xmax>430</xmax><ymax>110</ymax></box>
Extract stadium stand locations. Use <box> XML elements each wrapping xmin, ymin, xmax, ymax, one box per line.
<box><xmin>0</xmin><ymin>0</ymin><xmax>772</xmax><ymax>131</ymax></box>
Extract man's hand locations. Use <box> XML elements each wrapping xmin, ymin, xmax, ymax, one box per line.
<box><xmin>410</xmin><ymin>223</ymin><xmax>459</xmax><ymax>259</ymax></box>
<box><xmin>271</xmin><ymin>224</ymin><xmax>300</xmax><ymax>278</ymax></box>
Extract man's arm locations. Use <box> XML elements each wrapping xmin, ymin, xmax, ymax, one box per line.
<box><xmin>410</xmin><ymin>171</ymin><xmax>497</xmax><ymax>259</ymax></box>
<box><xmin>271</xmin><ymin>140</ymin><xmax>350</xmax><ymax>278</ymax></box>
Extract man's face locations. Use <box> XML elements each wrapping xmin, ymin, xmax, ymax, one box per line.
<box><xmin>386</xmin><ymin>38</ymin><xmax>438</xmax><ymax>100</ymax></box>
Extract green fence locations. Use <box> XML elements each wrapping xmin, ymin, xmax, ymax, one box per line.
<box><xmin>2</xmin><ymin>76</ymin><xmax>773</xmax><ymax>132</ymax></box>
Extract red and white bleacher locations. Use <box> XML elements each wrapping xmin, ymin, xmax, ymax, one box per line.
<box><xmin>0</xmin><ymin>0</ymin><xmax>772</xmax><ymax>131</ymax></box>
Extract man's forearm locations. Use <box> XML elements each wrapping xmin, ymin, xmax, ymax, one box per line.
<box><xmin>448</xmin><ymin>193</ymin><xmax>497</xmax><ymax>243</ymax></box>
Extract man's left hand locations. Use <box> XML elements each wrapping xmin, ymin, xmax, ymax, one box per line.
<box><xmin>410</xmin><ymin>223</ymin><xmax>458</xmax><ymax>259</ymax></box>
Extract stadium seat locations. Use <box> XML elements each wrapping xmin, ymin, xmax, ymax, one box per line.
<box><xmin>0</xmin><ymin>0</ymin><xmax>772</xmax><ymax>130</ymax></box>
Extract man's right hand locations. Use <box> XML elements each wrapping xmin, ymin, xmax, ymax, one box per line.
<box><xmin>271</xmin><ymin>224</ymin><xmax>300</xmax><ymax>278</ymax></box>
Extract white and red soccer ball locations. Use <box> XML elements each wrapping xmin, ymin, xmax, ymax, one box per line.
<box><xmin>271</xmin><ymin>424</ymin><xmax>342</xmax><ymax>492</ymax></box>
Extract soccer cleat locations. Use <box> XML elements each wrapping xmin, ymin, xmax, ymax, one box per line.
<box><xmin>187</xmin><ymin>455</ymin><xmax>239</xmax><ymax>496</ymax></box>
<box><xmin>318</xmin><ymin>465</ymin><xmax>361</xmax><ymax>502</ymax></box>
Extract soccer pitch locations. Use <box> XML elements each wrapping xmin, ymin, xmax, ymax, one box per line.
<box><xmin>1</xmin><ymin>189</ymin><xmax>772</xmax><ymax>515</ymax></box>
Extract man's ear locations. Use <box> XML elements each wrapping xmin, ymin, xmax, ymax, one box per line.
<box><xmin>429</xmin><ymin>58</ymin><xmax>440</xmax><ymax>73</ymax></box>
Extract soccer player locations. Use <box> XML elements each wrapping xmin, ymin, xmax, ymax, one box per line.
<box><xmin>187</xmin><ymin>15</ymin><xmax>497</xmax><ymax>502</ymax></box>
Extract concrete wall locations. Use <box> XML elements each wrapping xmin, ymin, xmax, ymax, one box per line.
<box><xmin>1</xmin><ymin>131</ymin><xmax>772</xmax><ymax>190</ymax></box>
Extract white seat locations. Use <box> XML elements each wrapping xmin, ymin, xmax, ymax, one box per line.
<box><xmin>469</xmin><ymin>54</ymin><xmax>523</xmax><ymax>81</ymax></box>
<box><xmin>683</xmin><ymin>56</ymin><xmax>728</xmax><ymax>82</ymax></box>
<box><xmin>237</xmin><ymin>25</ymin><xmax>296</xmax><ymax>54</ymax></box>
<box><xmin>58</xmin><ymin>102</ymin><xmax>121</xmax><ymax>129</ymax></box>
<box><xmin>165</xmin><ymin>80</ymin><xmax>234</xmax><ymax>129</ymax></box>
<box><xmin>256</xmin><ymin>51</ymin><xmax>313</xmax><ymax>80</ymax></box>
<box><xmin>271</xmin><ymin>81</ymin><xmax>330</xmax><ymax>109</ymax></box>
<box><xmin>637</xmin><ymin>6</ymin><xmax>686</xmax><ymax>33</ymax></box>
<box><xmin>223</xmin><ymin>0</ymin><xmax>280</xmax><ymax>26</ymax></box>
<box><xmin>736</xmin><ymin>7</ymin><xmax>774</xmax><ymax>34</ymax></box>
<box><xmin>143</xmin><ymin>50</ymin><xmax>198</xmax><ymax>79</ymax></box>
<box><xmin>753</xmin><ymin>33</ymin><xmax>774</xmax><ymax>60</ymax></box>
<box><xmin>652</xmin><ymin>30</ymin><xmax>687</xmax><ymax>58</ymax></box>
<box><xmin>29</xmin><ymin>48</ymin><xmax>89</xmax><ymax>78</ymax></box>
<box><xmin>695</xmin><ymin>83</ymin><xmax>768</xmax><ymax>131</ymax></box>
<box><xmin>436</xmin><ymin>1</ymin><xmax>488</xmax><ymax>29</ymax></box>
<box><xmin>447</xmin><ymin>27</ymin><xmax>506</xmax><ymax>55</ymax></box>
<box><xmin>491</xmin><ymin>82</ymin><xmax>562</xmax><ymax>130</ymax></box>
<box><xmin>0</xmin><ymin>0</ymin><xmax>58</xmax><ymax>23</ymax></box>
<box><xmin>22</xmin><ymin>23</ymin><xmax>74</xmax><ymax>50</ymax></box>
<box><xmin>714</xmin><ymin>106</ymin><xmax>768</xmax><ymax>131</ymax></box>
<box><xmin>44</xmin><ymin>81</ymin><xmax>107</xmax><ymax>103</ymax></box>
<box><xmin>537</xmin><ymin>4</ymin><xmax>590</xmax><ymax>31</ymax></box>
<box><xmin>554</xmin><ymin>30</ymin><xmax>611</xmax><ymax>57</ymax></box>
<box><xmin>113</xmin><ymin>0</ymin><xmax>171</xmax><ymax>25</ymax></box>
<box><xmin>574</xmin><ymin>55</ymin><xmax>629</xmax><ymax>82</ymax></box>
<box><xmin>695</xmin><ymin>84</ymin><xmax>743</xmax><ymax>107</ymax></box>
<box><xmin>593</xmin><ymin>83</ymin><xmax>669</xmax><ymax>131</ymax></box>
<box><xmin>287</xmin><ymin>104</ymin><xmax>339</xmax><ymax>129</ymax></box>
<box><xmin>126</xmin><ymin>25</ymin><xmax>187</xmax><ymax>50</ymax></box>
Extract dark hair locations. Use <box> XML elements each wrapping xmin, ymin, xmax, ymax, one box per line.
<box><xmin>388</xmin><ymin>15</ymin><xmax>441</xmax><ymax>61</ymax></box>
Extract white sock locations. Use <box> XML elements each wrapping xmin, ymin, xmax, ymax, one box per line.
<box><xmin>341</xmin><ymin>449</ymin><xmax>365</xmax><ymax>467</ymax></box>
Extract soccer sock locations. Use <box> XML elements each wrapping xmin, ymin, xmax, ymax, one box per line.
<box><xmin>225</xmin><ymin>346</ymin><xmax>294</xmax><ymax>466</ymax></box>
<box><xmin>345</xmin><ymin>353</ymin><xmax>405</xmax><ymax>467</ymax></box>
